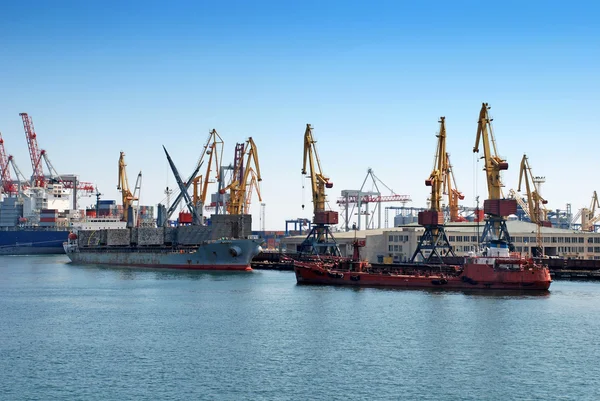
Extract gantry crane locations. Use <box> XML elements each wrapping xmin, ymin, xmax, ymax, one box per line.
<box><xmin>517</xmin><ymin>154</ymin><xmax>550</xmax><ymax>256</ymax></box>
<box><xmin>161</xmin><ymin>129</ymin><xmax>225</xmax><ymax>225</ymax></box>
<box><xmin>473</xmin><ymin>102</ymin><xmax>517</xmax><ymax>250</ymax></box>
<box><xmin>336</xmin><ymin>168</ymin><xmax>412</xmax><ymax>231</ymax></box>
<box><xmin>117</xmin><ymin>152</ymin><xmax>139</xmax><ymax>225</ymax></box>
<box><xmin>219</xmin><ymin>137</ymin><xmax>262</xmax><ymax>215</ymax></box>
<box><xmin>444</xmin><ymin>153</ymin><xmax>465</xmax><ymax>222</ymax></box>
<box><xmin>411</xmin><ymin>117</ymin><xmax>456</xmax><ymax>262</ymax></box>
<box><xmin>20</xmin><ymin>113</ymin><xmax>45</xmax><ymax>188</ymax></box>
<box><xmin>581</xmin><ymin>191</ymin><xmax>600</xmax><ymax>231</ymax></box>
<box><xmin>243</xmin><ymin>167</ymin><xmax>262</xmax><ymax>214</ymax></box>
<box><xmin>298</xmin><ymin>124</ymin><xmax>340</xmax><ymax>256</ymax></box>
<box><xmin>0</xmin><ymin>133</ymin><xmax>17</xmax><ymax>195</ymax></box>
<box><xmin>20</xmin><ymin>113</ymin><xmax>94</xmax><ymax>201</ymax></box>
<box><xmin>8</xmin><ymin>155</ymin><xmax>28</xmax><ymax>194</ymax></box>
<box><xmin>193</xmin><ymin>129</ymin><xmax>224</xmax><ymax>213</ymax></box>
<box><xmin>163</xmin><ymin>146</ymin><xmax>203</xmax><ymax>224</ymax></box>
<box><xmin>517</xmin><ymin>154</ymin><xmax>549</xmax><ymax>225</ymax></box>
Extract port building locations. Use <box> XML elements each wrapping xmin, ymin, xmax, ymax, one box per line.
<box><xmin>280</xmin><ymin>220</ymin><xmax>600</xmax><ymax>263</ymax></box>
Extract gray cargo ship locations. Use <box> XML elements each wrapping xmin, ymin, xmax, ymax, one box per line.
<box><xmin>64</xmin><ymin>214</ymin><xmax>263</xmax><ymax>271</ymax></box>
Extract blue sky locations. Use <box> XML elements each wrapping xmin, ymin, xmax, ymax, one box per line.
<box><xmin>0</xmin><ymin>1</ymin><xmax>598</xmax><ymax>230</ymax></box>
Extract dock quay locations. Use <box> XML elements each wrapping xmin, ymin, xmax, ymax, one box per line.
<box><xmin>251</xmin><ymin>251</ymin><xmax>295</xmax><ymax>270</ymax></box>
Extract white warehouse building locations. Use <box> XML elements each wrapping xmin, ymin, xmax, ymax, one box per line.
<box><xmin>280</xmin><ymin>221</ymin><xmax>600</xmax><ymax>263</ymax></box>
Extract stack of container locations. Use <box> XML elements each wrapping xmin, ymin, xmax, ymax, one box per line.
<box><xmin>0</xmin><ymin>198</ymin><xmax>24</xmax><ymax>227</ymax></box>
<box><xmin>138</xmin><ymin>205</ymin><xmax>155</xmax><ymax>223</ymax></box>
<box><xmin>251</xmin><ymin>230</ymin><xmax>286</xmax><ymax>250</ymax></box>
<box><xmin>39</xmin><ymin>209</ymin><xmax>58</xmax><ymax>227</ymax></box>
<box><xmin>97</xmin><ymin>200</ymin><xmax>124</xmax><ymax>219</ymax></box>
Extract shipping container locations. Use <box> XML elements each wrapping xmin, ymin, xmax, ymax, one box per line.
<box><xmin>179</xmin><ymin>212</ymin><xmax>193</xmax><ymax>224</ymax></box>
<box><xmin>314</xmin><ymin>211</ymin><xmax>338</xmax><ymax>225</ymax></box>
<box><xmin>418</xmin><ymin>211</ymin><xmax>444</xmax><ymax>226</ymax></box>
<box><xmin>484</xmin><ymin>199</ymin><xmax>517</xmax><ymax>216</ymax></box>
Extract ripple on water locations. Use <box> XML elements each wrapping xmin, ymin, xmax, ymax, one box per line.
<box><xmin>0</xmin><ymin>257</ymin><xmax>599</xmax><ymax>400</ymax></box>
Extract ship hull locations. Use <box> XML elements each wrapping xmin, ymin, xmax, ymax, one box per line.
<box><xmin>0</xmin><ymin>229</ymin><xmax>68</xmax><ymax>255</ymax></box>
<box><xmin>294</xmin><ymin>263</ymin><xmax>551</xmax><ymax>291</ymax></box>
<box><xmin>64</xmin><ymin>239</ymin><xmax>263</xmax><ymax>271</ymax></box>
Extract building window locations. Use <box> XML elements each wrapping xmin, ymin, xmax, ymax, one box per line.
<box><xmin>389</xmin><ymin>235</ymin><xmax>394</xmax><ymax>242</ymax></box>
<box><xmin>558</xmin><ymin>237</ymin><xmax>564</xmax><ymax>243</ymax></box>
<box><xmin>449</xmin><ymin>236</ymin><xmax>455</xmax><ymax>242</ymax></box>
<box><xmin>389</xmin><ymin>245</ymin><xmax>393</xmax><ymax>252</ymax></box>
<box><xmin>565</xmin><ymin>237</ymin><xmax>571</xmax><ymax>243</ymax></box>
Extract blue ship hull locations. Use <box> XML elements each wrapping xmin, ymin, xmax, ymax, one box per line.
<box><xmin>0</xmin><ymin>229</ymin><xmax>68</xmax><ymax>255</ymax></box>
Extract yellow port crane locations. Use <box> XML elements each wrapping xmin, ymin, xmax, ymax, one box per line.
<box><xmin>581</xmin><ymin>191</ymin><xmax>600</xmax><ymax>231</ymax></box>
<box><xmin>298</xmin><ymin>124</ymin><xmax>340</xmax><ymax>256</ymax></box>
<box><xmin>444</xmin><ymin>153</ymin><xmax>465</xmax><ymax>222</ymax></box>
<box><xmin>517</xmin><ymin>154</ymin><xmax>549</xmax><ymax>224</ymax></box>
<box><xmin>244</xmin><ymin>167</ymin><xmax>262</xmax><ymax>213</ymax></box>
<box><xmin>517</xmin><ymin>154</ymin><xmax>549</xmax><ymax>256</ymax></box>
<box><xmin>192</xmin><ymin>129</ymin><xmax>224</xmax><ymax>213</ymax></box>
<box><xmin>302</xmin><ymin>123</ymin><xmax>333</xmax><ymax>215</ymax></box>
<box><xmin>426</xmin><ymin>117</ymin><xmax>446</xmax><ymax>214</ymax></box>
<box><xmin>117</xmin><ymin>151</ymin><xmax>139</xmax><ymax>225</ymax></box>
<box><xmin>220</xmin><ymin>137</ymin><xmax>261</xmax><ymax>215</ymax></box>
<box><xmin>473</xmin><ymin>102</ymin><xmax>517</xmax><ymax>249</ymax></box>
<box><xmin>411</xmin><ymin>117</ymin><xmax>455</xmax><ymax>262</ymax></box>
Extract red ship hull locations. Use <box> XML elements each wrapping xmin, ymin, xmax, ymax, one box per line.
<box><xmin>294</xmin><ymin>261</ymin><xmax>551</xmax><ymax>291</ymax></box>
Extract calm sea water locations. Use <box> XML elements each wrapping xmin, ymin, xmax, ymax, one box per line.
<box><xmin>1</xmin><ymin>255</ymin><xmax>599</xmax><ymax>401</ymax></box>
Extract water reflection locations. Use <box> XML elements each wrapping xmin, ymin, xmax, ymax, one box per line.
<box><xmin>66</xmin><ymin>262</ymin><xmax>253</xmax><ymax>281</ymax></box>
<box><xmin>296</xmin><ymin>282</ymin><xmax>551</xmax><ymax>298</ymax></box>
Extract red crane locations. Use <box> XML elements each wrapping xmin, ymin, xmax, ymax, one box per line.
<box><xmin>0</xmin><ymin>132</ymin><xmax>17</xmax><ymax>194</ymax></box>
<box><xmin>20</xmin><ymin>112</ymin><xmax>45</xmax><ymax>187</ymax></box>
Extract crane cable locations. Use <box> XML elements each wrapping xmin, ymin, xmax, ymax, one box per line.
<box><xmin>301</xmin><ymin>173</ymin><xmax>305</xmax><ymax>210</ymax></box>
